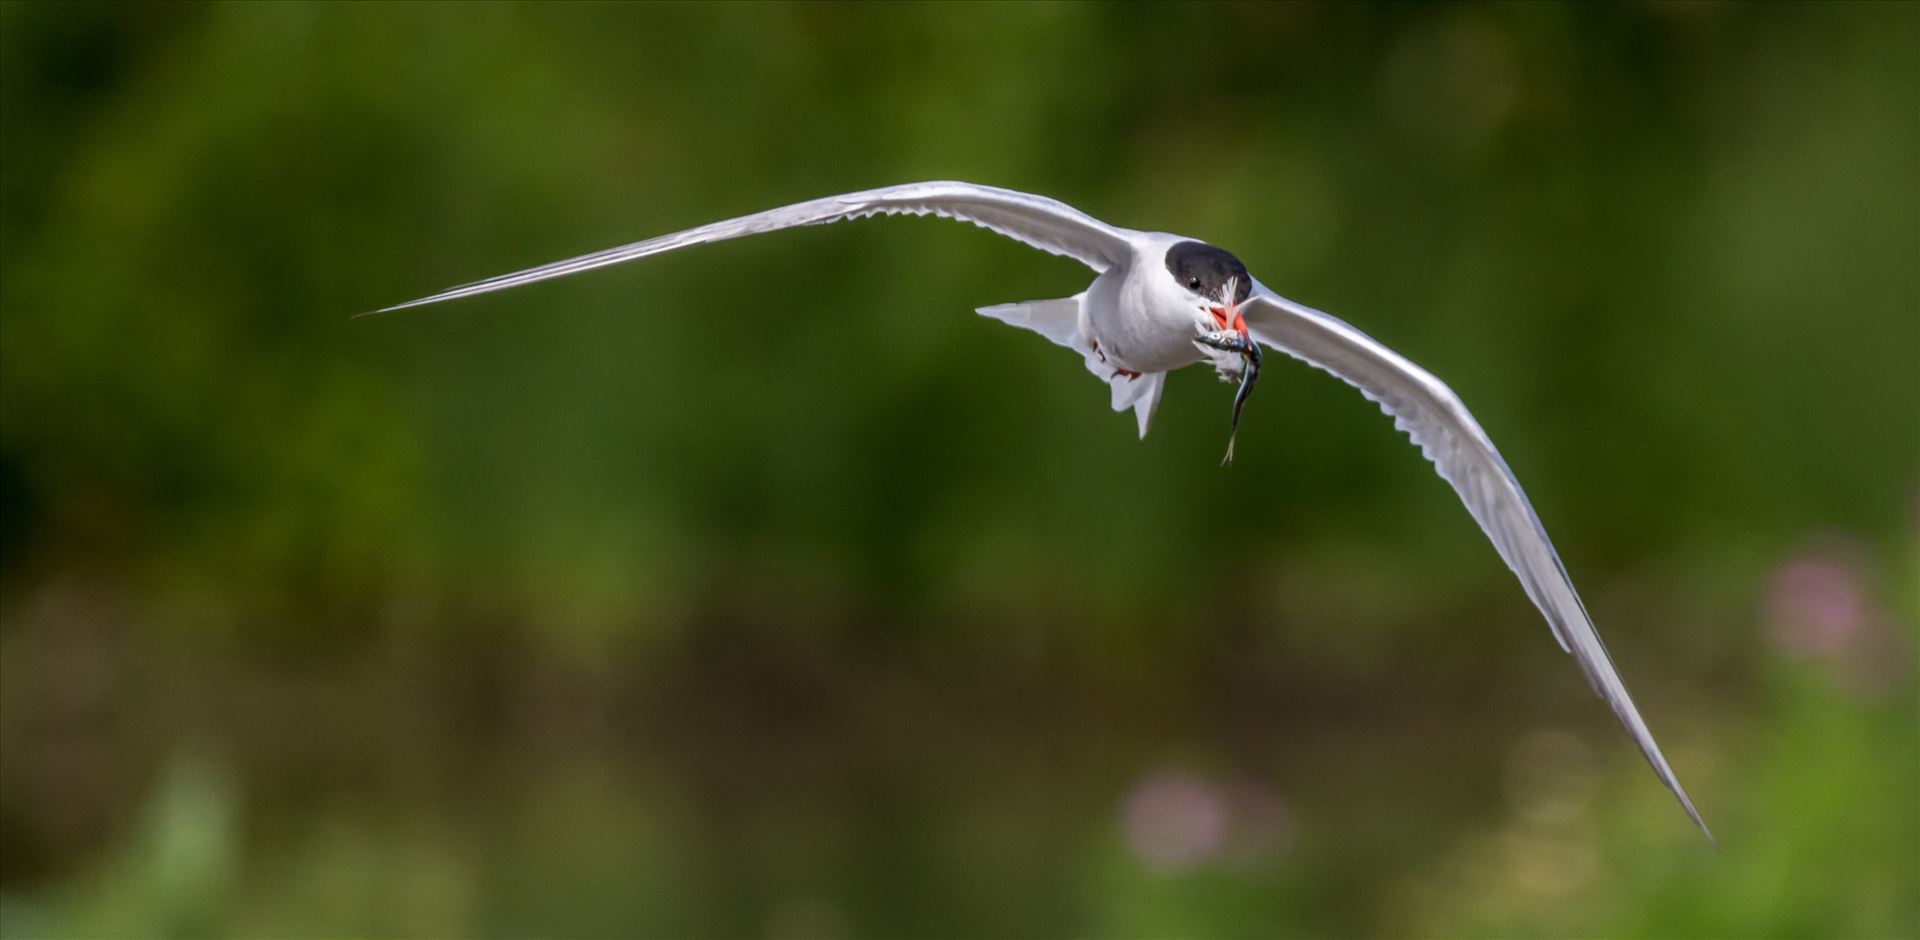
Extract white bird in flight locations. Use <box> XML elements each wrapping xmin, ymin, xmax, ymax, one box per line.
<box><xmin>377</xmin><ymin>180</ymin><xmax>1712</xmax><ymax>842</ymax></box>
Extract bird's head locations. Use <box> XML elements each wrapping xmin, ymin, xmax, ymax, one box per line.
<box><xmin>1165</xmin><ymin>240</ymin><xmax>1252</xmax><ymax>336</ymax></box>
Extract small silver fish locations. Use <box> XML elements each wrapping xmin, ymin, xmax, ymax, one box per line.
<box><xmin>1194</xmin><ymin>328</ymin><xmax>1261</xmax><ymax>466</ymax></box>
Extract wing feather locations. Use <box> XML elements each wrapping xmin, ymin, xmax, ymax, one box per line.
<box><xmin>1240</xmin><ymin>287</ymin><xmax>1713</xmax><ymax>843</ymax></box>
<box><xmin>374</xmin><ymin>181</ymin><xmax>1133</xmax><ymax>313</ymax></box>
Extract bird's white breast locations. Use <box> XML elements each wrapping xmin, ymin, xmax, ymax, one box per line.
<box><xmin>1083</xmin><ymin>234</ymin><xmax>1215</xmax><ymax>374</ymax></box>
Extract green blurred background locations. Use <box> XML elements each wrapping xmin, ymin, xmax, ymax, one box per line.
<box><xmin>2</xmin><ymin>2</ymin><xmax>1915</xmax><ymax>937</ymax></box>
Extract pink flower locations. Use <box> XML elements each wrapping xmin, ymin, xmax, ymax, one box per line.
<box><xmin>1762</xmin><ymin>538</ymin><xmax>1915</xmax><ymax>702</ymax></box>
<box><xmin>1121</xmin><ymin>769</ymin><xmax>1292</xmax><ymax>874</ymax></box>
<box><xmin>1123</xmin><ymin>770</ymin><xmax>1227</xmax><ymax>874</ymax></box>
<box><xmin>1765</xmin><ymin>555</ymin><xmax>1866</xmax><ymax>657</ymax></box>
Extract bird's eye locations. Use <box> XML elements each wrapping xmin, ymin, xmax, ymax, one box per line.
<box><xmin>1187</xmin><ymin>277</ymin><xmax>1201</xmax><ymax>289</ymax></box>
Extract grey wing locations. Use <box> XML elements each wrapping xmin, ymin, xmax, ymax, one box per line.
<box><xmin>1239</xmin><ymin>286</ymin><xmax>1713</xmax><ymax>843</ymax></box>
<box><xmin>376</xmin><ymin>181</ymin><xmax>1136</xmax><ymax>313</ymax></box>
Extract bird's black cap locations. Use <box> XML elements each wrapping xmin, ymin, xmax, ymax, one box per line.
<box><xmin>1165</xmin><ymin>241</ymin><xmax>1252</xmax><ymax>304</ymax></box>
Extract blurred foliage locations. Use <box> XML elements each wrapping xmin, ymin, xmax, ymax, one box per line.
<box><xmin>1</xmin><ymin>1</ymin><xmax>1915</xmax><ymax>937</ymax></box>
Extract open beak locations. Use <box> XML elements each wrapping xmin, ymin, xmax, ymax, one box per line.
<box><xmin>1208</xmin><ymin>301</ymin><xmax>1248</xmax><ymax>339</ymax></box>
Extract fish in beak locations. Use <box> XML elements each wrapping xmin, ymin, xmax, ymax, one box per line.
<box><xmin>1196</xmin><ymin>277</ymin><xmax>1260</xmax><ymax>465</ymax></box>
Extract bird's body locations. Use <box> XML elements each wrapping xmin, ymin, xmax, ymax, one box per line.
<box><xmin>377</xmin><ymin>181</ymin><xmax>1713</xmax><ymax>843</ymax></box>
<box><xmin>1086</xmin><ymin>233</ymin><xmax>1212</xmax><ymax>372</ymax></box>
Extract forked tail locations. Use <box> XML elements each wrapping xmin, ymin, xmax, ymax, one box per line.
<box><xmin>976</xmin><ymin>294</ymin><xmax>1166</xmax><ymax>438</ymax></box>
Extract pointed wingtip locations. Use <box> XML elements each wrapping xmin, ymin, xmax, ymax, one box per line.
<box><xmin>1692</xmin><ymin>817</ymin><xmax>1719</xmax><ymax>852</ymax></box>
<box><xmin>1650</xmin><ymin>755</ymin><xmax>1716</xmax><ymax>848</ymax></box>
<box><xmin>1674</xmin><ymin>788</ymin><xmax>1718</xmax><ymax>850</ymax></box>
<box><xmin>358</xmin><ymin>295</ymin><xmax>441</xmax><ymax>318</ymax></box>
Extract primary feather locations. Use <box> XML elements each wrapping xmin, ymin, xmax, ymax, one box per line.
<box><xmin>1240</xmin><ymin>286</ymin><xmax>1712</xmax><ymax>843</ymax></box>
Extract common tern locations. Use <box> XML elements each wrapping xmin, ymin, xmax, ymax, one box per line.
<box><xmin>377</xmin><ymin>180</ymin><xmax>1713</xmax><ymax>842</ymax></box>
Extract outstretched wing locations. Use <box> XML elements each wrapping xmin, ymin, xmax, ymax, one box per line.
<box><xmin>1239</xmin><ymin>286</ymin><xmax>1713</xmax><ymax>843</ymax></box>
<box><xmin>374</xmin><ymin>181</ymin><xmax>1135</xmax><ymax>313</ymax></box>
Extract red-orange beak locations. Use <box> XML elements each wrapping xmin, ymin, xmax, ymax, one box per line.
<box><xmin>1209</xmin><ymin>302</ymin><xmax>1248</xmax><ymax>338</ymax></box>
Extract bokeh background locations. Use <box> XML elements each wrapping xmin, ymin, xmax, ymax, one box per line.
<box><xmin>2</xmin><ymin>2</ymin><xmax>1916</xmax><ymax>937</ymax></box>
